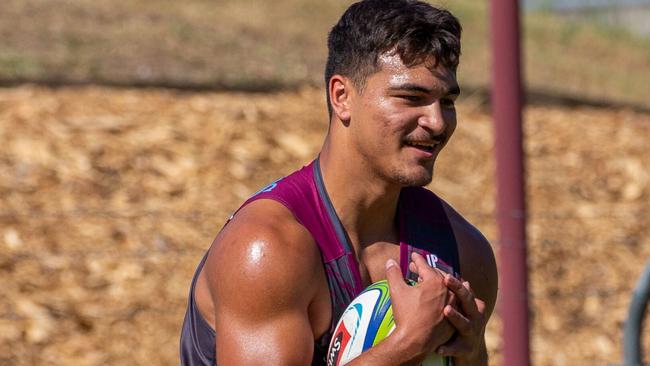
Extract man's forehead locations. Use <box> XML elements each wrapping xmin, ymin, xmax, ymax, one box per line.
<box><xmin>377</xmin><ymin>53</ymin><xmax>458</xmax><ymax>91</ymax></box>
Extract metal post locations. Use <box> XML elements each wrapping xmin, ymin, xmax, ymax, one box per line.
<box><xmin>623</xmin><ymin>261</ymin><xmax>650</xmax><ymax>366</ymax></box>
<box><xmin>490</xmin><ymin>0</ymin><xmax>531</xmax><ymax>365</ymax></box>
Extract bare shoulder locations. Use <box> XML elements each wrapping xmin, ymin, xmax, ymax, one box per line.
<box><xmin>199</xmin><ymin>200</ymin><xmax>327</xmax><ymax>364</ymax></box>
<box><xmin>440</xmin><ymin>200</ymin><xmax>498</xmax><ymax>317</ymax></box>
<box><xmin>205</xmin><ymin>198</ymin><xmax>323</xmax><ymax>319</ymax></box>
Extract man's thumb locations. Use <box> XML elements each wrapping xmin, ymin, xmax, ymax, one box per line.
<box><xmin>385</xmin><ymin>259</ymin><xmax>405</xmax><ymax>295</ymax></box>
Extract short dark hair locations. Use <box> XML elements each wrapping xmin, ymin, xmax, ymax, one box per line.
<box><xmin>325</xmin><ymin>0</ymin><xmax>462</xmax><ymax>117</ymax></box>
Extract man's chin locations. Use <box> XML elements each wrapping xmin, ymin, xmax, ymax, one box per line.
<box><xmin>403</xmin><ymin>175</ymin><xmax>433</xmax><ymax>187</ymax></box>
<box><xmin>393</xmin><ymin>168</ymin><xmax>434</xmax><ymax>187</ymax></box>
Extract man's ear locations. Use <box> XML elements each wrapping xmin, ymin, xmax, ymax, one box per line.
<box><xmin>328</xmin><ymin>75</ymin><xmax>352</xmax><ymax>123</ymax></box>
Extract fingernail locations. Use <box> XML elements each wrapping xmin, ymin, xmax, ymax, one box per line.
<box><xmin>386</xmin><ymin>259</ymin><xmax>398</xmax><ymax>269</ymax></box>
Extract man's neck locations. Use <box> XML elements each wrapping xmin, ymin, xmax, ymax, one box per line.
<box><xmin>318</xmin><ymin>139</ymin><xmax>401</xmax><ymax>249</ymax></box>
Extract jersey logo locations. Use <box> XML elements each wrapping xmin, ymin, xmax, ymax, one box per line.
<box><xmin>426</xmin><ymin>253</ymin><xmax>439</xmax><ymax>267</ymax></box>
<box><xmin>424</xmin><ymin>253</ymin><xmax>458</xmax><ymax>278</ymax></box>
<box><xmin>328</xmin><ymin>304</ymin><xmax>360</xmax><ymax>366</ymax></box>
<box><xmin>251</xmin><ymin>178</ymin><xmax>282</xmax><ymax>197</ymax></box>
<box><xmin>327</xmin><ymin>320</ymin><xmax>351</xmax><ymax>366</ymax></box>
<box><xmin>225</xmin><ymin>178</ymin><xmax>284</xmax><ymax>223</ymax></box>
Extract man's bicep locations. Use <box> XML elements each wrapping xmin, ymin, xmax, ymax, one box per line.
<box><xmin>206</xmin><ymin>204</ymin><xmax>323</xmax><ymax>366</ymax></box>
<box><xmin>210</xmin><ymin>256</ymin><xmax>317</xmax><ymax>366</ymax></box>
<box><xmin>214</xmin><ymin>303</ymin><xmax>314</xmax><ymax>365</ymax></box>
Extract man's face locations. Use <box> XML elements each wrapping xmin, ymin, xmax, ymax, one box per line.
<box><xmin>347</xmin><ymin>53</ymin><xmax>459</xmax><ymax>187</ymax></box>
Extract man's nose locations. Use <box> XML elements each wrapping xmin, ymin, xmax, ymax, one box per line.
<box><xmin>417</xmin><ymin>102</ymin><xmax>446</xmax><ymax>134</ymax></box>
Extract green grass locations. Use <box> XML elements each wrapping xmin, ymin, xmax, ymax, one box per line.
<box><xmin>0</xmin><ymin>0</ymin><xmax>648</xmax><ymax>107</ymax></box>
<box><xmin>521</xmin><ymin>9</ymin><xmax>650</xmax><ymax>107</ymax></box>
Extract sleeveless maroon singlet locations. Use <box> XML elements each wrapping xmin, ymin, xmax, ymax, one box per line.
<box><xmin>180</xmin><ymin>158</ymin><xmax>460</xmax><ymax>365</ymax></box>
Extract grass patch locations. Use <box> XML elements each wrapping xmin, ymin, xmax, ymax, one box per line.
<box><xmin>0</xmin><ymin>0</ymin><xmax>648</xmax><ymax>107</ymax></box>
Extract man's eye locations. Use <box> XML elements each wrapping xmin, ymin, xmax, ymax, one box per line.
<box><xmin>399</xmin><ymin>95</ymin><xmax>421</xmax><ymax>102</ymax></box>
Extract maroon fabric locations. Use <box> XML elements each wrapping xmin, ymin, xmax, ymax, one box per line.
<box><xmin>180</xmin><ymin>159</ymin><xmax>460</xmax><ymax>365</ymax></box>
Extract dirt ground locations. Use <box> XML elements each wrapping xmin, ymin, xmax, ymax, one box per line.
<box><xmin>0</xmin><ymin>85</ymin><xmax>648</xmax><ymax>366</ymax></box>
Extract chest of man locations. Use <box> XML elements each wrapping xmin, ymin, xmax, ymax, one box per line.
<box><xmin>356</xmin><ymin>241</ymin><xmax>401</xmax><ymax>287</ymax></box>
<box><xmin>309</xmin><ymin>240</ymin><xmax>402</xmax><ymax>340</ymax></box>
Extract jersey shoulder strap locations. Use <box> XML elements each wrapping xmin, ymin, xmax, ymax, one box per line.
<box><xmin>237</xmin><ymin>160</ymin><xmax>346</xmax><ymax>263</ymax></box>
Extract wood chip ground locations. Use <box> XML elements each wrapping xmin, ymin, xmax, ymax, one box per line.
<box><xmin>1</xmin><ymin>86</ymin><xmax>648</xmax><ymax>365</ymax></box>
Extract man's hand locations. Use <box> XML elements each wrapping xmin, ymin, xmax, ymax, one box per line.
<box><xmin>437</xmin><ymin>275</ymin><xmax>488</xmax><ymax>365</ymax></box>
<box><xmin>347</xmin><ymin>253</ymin><xmax>456</xmax><ymax>366</ymax></box>
<box><xmin>384</xmin><ymin>252</ymin><xmax>455</xmax><ymax>362</ymax></box>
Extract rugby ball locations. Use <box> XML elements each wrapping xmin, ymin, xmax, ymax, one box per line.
<box><xmin>326</xmin><ymin>280</ymin><xmax>450</xmax><ymax>366</ymax></box>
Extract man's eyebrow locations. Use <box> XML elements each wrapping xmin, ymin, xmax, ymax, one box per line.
<box><xmin>388</xmin><ymin>83</ymin><xmax>432</xmax><ymax>93</ymax></box>
<box><xmin>388</xmin><ymin>83</ymin><xmax>461</xmax><ymax>96</ymax></box>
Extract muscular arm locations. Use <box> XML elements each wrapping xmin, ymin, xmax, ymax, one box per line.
<box><xmin>203</xmin><ymin>199</ymin><xmax>455</xmax><ymax>366</ymax></box>
<box><xmin>348</xmin><ymin>256</ymin><xmax>456</xmax><ymax>366</ymax></box>
<box><xmin>205</xmin><ymin>200</ymin><xmax>325</xmax><ymax>365</ymax></box>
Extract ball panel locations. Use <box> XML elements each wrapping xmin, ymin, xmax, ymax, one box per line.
<box><xmin>362</xmin><ymin>282</ymin><xmax>392</xmax><ymax>350</ymax></box>
<box><xmin>328</xmin><ymin>286</ymin><xmax>383</xmax><ymax>365</ymax></box>
<box><xmin>372</xmin><ymin>305</ymin><xmax>395</xmax><ymax>347</ymax></box>
<box><xmin>327</xmin><ymin>322</ymin><xmax>352</xmax><ymax>366</ymax></box>
<box><xmin>422</xmin><ymin>355</ymin><xmax>451</xmax><ymax>366</ymax></box>
<box><xmin>327</xmin><ymin>279</ymin><xmax>451</xmax><ymax>366</ymax></box>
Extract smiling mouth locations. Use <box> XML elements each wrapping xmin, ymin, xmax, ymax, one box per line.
<box><xmin>404</xmin><ymin>140</ymin><xmax>440</xmax><ymax>153</ymax></box>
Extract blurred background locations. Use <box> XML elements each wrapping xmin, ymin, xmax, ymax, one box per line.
<box><xmin>0</xmin><ymin>0</ymin><xmax>648</xmax><ymax>365</ymax></box>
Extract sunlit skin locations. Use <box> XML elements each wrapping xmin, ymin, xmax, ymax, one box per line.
<box><xmin>193</xmin><ymin>52</ymin><xmax>497</xmax><ymax>366</ymax></box>
<box><xmin>319</xmin><ymin>52</ymin><xmax>460</xmax><ymax>252</ymax></box>
<box><xmin>342</xmin><ymin>53</ymin><xmax>459</xmax><ymax>188</ymax></box>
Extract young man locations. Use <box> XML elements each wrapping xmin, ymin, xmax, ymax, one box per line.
<box><xmin>180</xmin><ymin>1</ymin><xmax>498</xmax><ymax>365</ymax></box>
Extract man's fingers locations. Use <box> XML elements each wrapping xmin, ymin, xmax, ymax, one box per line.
<box><xmin>385</xmin><ymin>259</ymin><xmax>407</xmax><ymax>295</ymax></box>
<box><xmin>443</xmin><ymin>305</ymin><xmax>472</xmax><ymax>335</ymax></box>
<box><xmin>462</xmin><ymin>280</ymin><xmax>472</xmax><ymax>292</ymax></box>
<box><xmin>408</xmin><ymin>261</ymin><xmax>417</xmax><ymax>274</ymax></box>
<box><xmin>436</xmin><ymin>338</ymin><xmax>472</xmax><ymax>357</ymax></box>
<box><xmin>461</xmin><ymin>279</ymin><xmax>488</xmax><ymax>314</ymax></box>
<box><xmin>446</xmin><ymin>290</ymin><xmax>457</xmax><ymax>307</ymax></box>
<box><xmin>410</xmin><ymin>252</ymin><xmax>444</xmax><ymax>281</ymax></box>
<box><xmin>445</xmin><ymin>275</ymin><xmax>480</xmax><ymax>317</ymax></box>
<box><xmin>475</xmin><ymin>297</ymin><xmax>486</xmax><ymax>314</ymax></box>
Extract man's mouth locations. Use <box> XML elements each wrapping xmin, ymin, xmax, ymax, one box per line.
<box><xmin>404</xmin><ymin>140</ymin><xmax>440</xmax><ymax>153</ymax></box>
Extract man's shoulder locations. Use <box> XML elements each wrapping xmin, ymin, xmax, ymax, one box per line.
<box><xmin>202</xmin><ymin>198</ymin><xmax>326</xmax><ymax>350</ymax></box>
<box><xmin>437</xmin><ymin>198</ymin><xmax>498</xmax><ymax>315</ymax></box>
<box><xmin>206</xmin><ymin>198</ymin><xmax>322</xmax><ymax>299</ymax></box>
<box><xmin>217</xmin><ymin>198</ymin><xmax>320</xmax><ymax>265</ymax></box>
<box><xmin>435</xmin><ymin>197</ymin><xmax>493</xmax><ymax>266</ymax></box>
<box><xmin>437</xmin><ymin>199</ymin><xmax>487</xmax><ymax>247</ymax></box>
<box><xmin>403</xmin><ymin>187</ymin><xmax>487</xmax><ymax>246</ymax></box>
<box><xmin>247</xmin><ymin>161</ymin><xmax>315</xmax><ymax>201</ymax></box>
<box><xmin>405</xmin><ymin>187</ymin><xmax>493</xmax><ymax>262</ymax></box>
